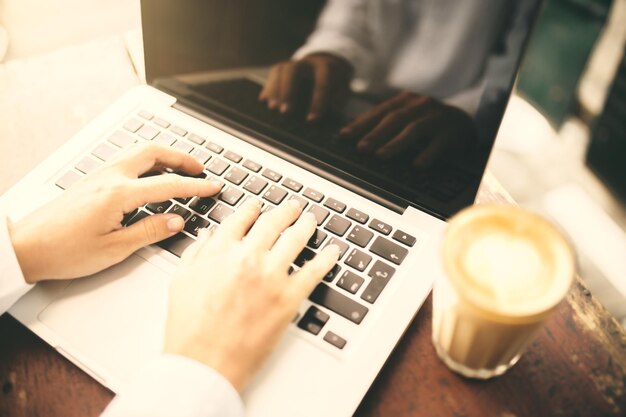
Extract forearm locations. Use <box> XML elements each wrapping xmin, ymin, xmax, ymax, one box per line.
<box><xmin>0</xmin><ymin>216</ymin><xmax>33</xmax><ymax>314</ymax></box>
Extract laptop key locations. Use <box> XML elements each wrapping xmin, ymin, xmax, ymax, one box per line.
<box><xmin>138</xmin><ymin>110</ymin><xmax>153</xmax><ymax>120</ymax></box>
<box><xmin>173</xmin><ymin>140</ymin><xmax>194</xmax><ymax>154</ymax></box>
<box><xmin>369</xmin><ymin>218</ymin><xmax>392</xmax><ymax>235</ymax></box>
<box><xmin>191</xmin><ymin>148</ymin><xmax>211</xmax><ymax>165</ymax></box>
<box><xmin>263</xmin><ymin>185</ymin><xmax>288</xmax><ymax>205</ymax></box>
<box><xmin>126</xmin><ymin>210</ymin><xmax>150</xmax><ymax>226</ymax></box>
<box><xmin>123</xmin><ymin>118</ymin><xmax>143</xmax><ymax>133</ymax></box>
<box><xmin>146</xmin><ymin>200</ymin><xmax>173</xmax><ymax>214</ymax></box>
<box><xmin>361</xmin><ymin>276</ymin><xmax>389</xmax><ymax>304</ymax></box>
<box><xmin>189</xmin><ymin>196</ymin><xmax>216</xmax><ymax>215</ymax></box>
<box><xmin>288</xmin><ymin>194</ymin><xmax>308</xmax><ymax>210</ymax></box>
<box><xmin>303</xmin><ymin>187</ymin><xmax>324</xmax><ymax>203</ymax></box>
<box><xmin>219</xmin><ymin>187</ymin><xmax>244</xmax><ymax>206</ymax></box>
<box><xmin>187</xmin><ymin>133</ymin><xmax>206</xmax><ymax>145</ymax></box>
<box><xmin>121</xmin><ymin>209</ymin><xmax>139</xmax><ymax>226</ymax></box>
<box><xmin>225</xmin><ymin>167</ymin><xmax>249</xmax><ymax>185</ymax></box>
<box><xmin>157</xmin><ymin>233</ymin><xmax>195</xmax><ymax>258</ymax></box>
<box><xmin>361</xmin><ymin>261</ymin><xmax>396</xmax><ymax>304</ymax></box>
<box><xmin>295</xmin><ymin>247</ymin><xmax>317</xmax><ymax>267</ymax></box>
<box><xmin>243</xmin><ymin>176</ymin><xmax>268</xmax><ymax>195</ymax></box>
<box><xmin>324</xmin><ymin>198</ymin><xmax>346</xmax><ymax>213</ymax></box>
<box><xmin>283</xmin><ymin>178</ymin><xmax>303</xmax><ymax>192</ymax></box>
<box><xmin>205</xmin><ymin>141</ymin><xmax>224</xmax><ymax>154</ymax></box>
<box><xmin>208</xmin><ymin>203</ymin><xmax>235</xmax><ymax>223</ymax></box>
<box><xmin>154</xmin><ymin>118</ymin><xmax>170</xmax><ymax>128</ymax></box>
<box><xmin>224</xmin><ymin>150</ymin><xmax>243</xmax><ymax>163</ymax></box>
<box><xmin>344</xmin><ymin>248</ymin><xmax>372</xmax><ymax>272</ymax></box>
<box><xmin>346</xmin><ymin>208</ymin><xmax>369</xmax><ymax>224</ymax></box>
<box><xmin>308</xmin><ymin>283</ymin><xmax>369</xmax><ymax>324</ymax></box>
<box><xmin>153</xmin><ymin>132</ymin><xmax>177</xmax><ymax>146</ymax></box>
<box><xmin>323</xmin><ymin>331</ymin><xmax>347</xmax><ymax>349</ymax></box>
<box><xmin>324</xmin><ymin>238</ymin><xmax>349</xmax><ymax>260</ymax></box>
<box><xmin>175</xmin><ymin>196</ymin><xmax>192</xmax><ymax>204</ymax></box>
<box><xmin>55</xmin><ymin>170</ymin><xmax>82</xmax><ymax>190</ymax></box>
<box><xmin>91</xmin><ymin>142</ymin><xmax>118</xmax><ymax>161</ymax></box>
<box><xmin>168</xmin><ymin>204</ymin><xmax>192</xmax><ymax>220</ymax></box>
<box><xmin>308</xmin><ymin>229</ymin><xmax>327</xmax><ymax>249</ymax></box>
<box><xmin>324</xmin><ymin>215</ymin><xmax>351</xmax><ymax>237</ymax></box>
<box><xmin>297</xmin><ymin>306</ymin><xmax>329</xmax><ymax>336</ymax></box>
<box><xmin>368</xmin><ymin>260</ymin><xmax>395</xmax><ymax>281</ymax></box>
<box><xmin>262</xmin><ymin>168</ymin><xmax>282</xmax><ymax>182</ymax></box>
<box><xmin>75</xmin><ymin>156</ymin><xmax>102</xmax><ymax>175</ymax></box>
<box><xmin>108</xmin><ymin>130</ymin><xmax>137</xmax><ymax>148</ymax></box>
<box><xmin>307</xmin><ymin>205</ymin><xmax>330</xmax><ymax>226</ymax></box>
<box><xmin>207</xmin><ymin>158</ymin><xmax>230</xmax><ymax>176</ymax></box>
<box><xmin>242</xmin><ymin>159</ymin><xmax>262</xmax><ymax>172</ymax></box>
<box><xmin>137</xmin><ymin>125</ymin><xmax>160</xmax><ymax>141</ymax></box>
<box><xmin>369</xmin><ymin>236</ymin><xmax>408</xmax><ymax>265</ymax></box>
<box><xmin>337</xmin><ymin>270</ymin><xmax>365</xmax><ymax>294</ymax></box>
<box><xmin>184</xmin><ymin>214</ymin><xmax>210</xmax><ymax>236</ymax></box>
<box><xmin>323</xmin><ymin>264</ymin><xmax>341</xmax><ymax>282</ymax></box>
<box><xmin>170</xmin><ymin>125</ymin><xmax>187</xmax><ymax>137</ymax></box>
<box><xmin>392</xmin><ymin>229</ymin><xmax>417</xmax><ymax>247</ymax></box>
<box><xmin>346</xmin><ymin>226</ymin><xmax>374</xmax><ymax>248</ymax></box>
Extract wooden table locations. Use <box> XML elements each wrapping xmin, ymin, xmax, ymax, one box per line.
<box><xmin>2</xmin><ymin>275</ymin><xmax>625</xmax><ymax>417</ymax></box>
<box><xmin>1</xmin><ymin>37</ymin><xmax>626</xmax><ymax>417</ymax></box>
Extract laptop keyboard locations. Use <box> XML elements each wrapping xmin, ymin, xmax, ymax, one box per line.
<box><xmin>54</xmin><ymin>110</ymin><xmax>418</xmax><ymax>351</ymax></box>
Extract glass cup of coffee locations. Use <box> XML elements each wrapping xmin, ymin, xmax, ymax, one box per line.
<box><xmin>432</xmin><ymin>204</ymin><xmax>575</xmax><ymax>379</ymax></box>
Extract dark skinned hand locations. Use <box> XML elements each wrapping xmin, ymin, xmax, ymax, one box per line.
<box><xmin>259</xmin><ymin>53</ymin><xmax>353</xmax><ymax>122</ymax></box>
<box><xmin>340</xmin><ymin>92</ymin><xmax>478</xmax><ymax>169</ymax></box>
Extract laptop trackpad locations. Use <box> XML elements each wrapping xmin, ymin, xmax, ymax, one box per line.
<box><xmin>37</xmin><ymin>254</ymin><xmax>170</xmax><ymax>389</ymax></box>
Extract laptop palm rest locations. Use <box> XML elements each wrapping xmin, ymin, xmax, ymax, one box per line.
<box><xmin>37</xmin><ymin>254</ymin><xmax>170</xmax><ymax>389</ymax></box>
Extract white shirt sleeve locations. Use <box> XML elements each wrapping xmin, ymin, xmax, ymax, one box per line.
<box><xmin>101</xmin><ymin>354</ymin><xmax>245</xmax><ymax>417</ymax></box>
<box><xmin>0</xmin><ymin>215</ymin><xmax>33</xmax><ymax>314</ymax></box>
<box><xmin>293</xmin><ymin>0</ymin><xmax>376</xmax><ymax>82</ymax></box>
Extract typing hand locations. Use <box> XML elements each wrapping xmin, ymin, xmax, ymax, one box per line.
<box><xmin>259</xmin><ymin>53</ymin><xmax>353</xmax><ymax>122</ymax></box>
<box><xmin>340</xmin><ymin>92</ymin><xmax>477</xmax><ymax>169</ymax></box>
<box><xmin>9</xmin><ymin>144</ymin><xmax>221</xmax><ymax>283</ymax></box>
<box><xmin>164</xmin><ymin>198</ymin><xmax>340</xmax><ymax>392</ymax></box>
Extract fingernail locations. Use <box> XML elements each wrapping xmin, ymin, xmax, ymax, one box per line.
<box><xmin>288</xmin><ymin>199</ymin><xmax>301</xmax><ymax>209</ymax></box>
<box><xmin>210</xmin><ymin>179</ymin><xmax>223</xmax><ymax>188</ymax></box>
<box><xmin>303</xmin><ymin>211</ymin><xmax>316</xmax><ymax>222</ymax></box>
<box><xmin>167</xmin><ymin>216</ymin><xmax>184</xmax><ymax>232</ymax></box>
<box><xmin>327</xmin><ymin>244</ymin><xmax>341</xmax><ymax>257</ymax></box>
<box><xmin>339</xmin><ymin>127</ymin><xmax>350</xmax><ymax>136</ymax></box>
<box><xmin>307</xmin><ymin>113</ymin><xmax>317</xmax><ymax>122</ymax></box>
<box><xmin>245</xmin><ymin>198</ymin><xmax>261</xmax><ymax>208</ymax></box>
<box><xmin>280</xmin><ymin>103</ymin><xmax>289</xmax><ymax>113</ymax></box>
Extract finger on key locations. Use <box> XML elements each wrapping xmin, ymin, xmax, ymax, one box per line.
<box><xmin>129</xmin><ymin>175</ymin><xmax>221</xmax><ymax>212</ymax></box>
<box><xmin>288</xmin><ymin>245</ymin><xmax>340</xmax><ymax>302</ymax></box>
<box><xmin>213</xmin><ymin>198</ymin><xmax>262</xmax><ymax>241</ymax></box>
<box><xmin>245</xmin><ymin>199</ymin><xmax>302</xmax><ymax>251</ymax></box>
<box><xmin>267</xmin><ymin>212</ymin><xmax>317</xmax><ymax>268</ymax></box>
<box><xmin>118</xmin><ymin>143</ymin><xmax>205</xmax><ymax>178</ymax></box>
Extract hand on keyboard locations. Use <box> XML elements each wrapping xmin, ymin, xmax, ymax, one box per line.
<box><xmin>165</xmin><ymin>198</ymin><xmax>340</xmax><ymax>392</ymax></box>
<box><xmin>9</xmin><ymin>143</ymin><xmax>221</xmax><ymax>283</ymax></box>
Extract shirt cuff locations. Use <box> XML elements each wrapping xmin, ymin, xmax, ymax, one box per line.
<box><xmin>101</xmin><ymin>354</ymin><xmax>245</xmax><ymax>417</ymax></box>
<box><xmin>0</xmin><ymin>216</ymin><xmax>33</xmax><ymax>314</ymax></box>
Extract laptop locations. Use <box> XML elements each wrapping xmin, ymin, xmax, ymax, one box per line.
<box><xmin>1</xmin><ymin>1</ymin><xmax>541</xmax><ymax>415</ymax></box>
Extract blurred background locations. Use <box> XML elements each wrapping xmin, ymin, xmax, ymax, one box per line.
<box><xmin>0</xmin><ymin>0</ymin><xmax>625</xmax><ymax>326</ymax></box>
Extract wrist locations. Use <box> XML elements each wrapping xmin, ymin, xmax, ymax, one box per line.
<box><xmin>8</xmin><ymin>220</ymin><xmax>43</xmax><ymax>284</ymax></box>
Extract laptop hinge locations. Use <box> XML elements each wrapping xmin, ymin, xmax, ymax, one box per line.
<box><xmin>172</xmin><ymin>101</ymin><xmax>409</xmax><ymax>214</ymax></box>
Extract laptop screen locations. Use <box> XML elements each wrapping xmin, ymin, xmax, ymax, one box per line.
<box><xmin>142</xmin><ymin>0</ymin><xmax>541</xmax><ymax>219</ymax></box>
